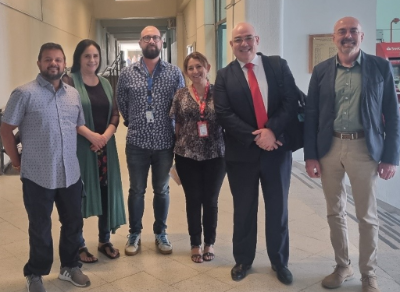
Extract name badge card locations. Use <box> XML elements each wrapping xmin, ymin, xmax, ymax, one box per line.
<box><xmin>197</xmin><ymin>121</ymin><xmax>208</xmax><ymax>137</ymax></box>
<box><xmin>146</xmin><ymin>110</ymin><xmax>154</xmax><ymax>123</ymax></box>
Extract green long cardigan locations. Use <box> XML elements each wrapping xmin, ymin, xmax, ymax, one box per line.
<box><xmin>71</xmin><ymin>72</ymin><xmax>126</xmax><ymax>233</ymax></box>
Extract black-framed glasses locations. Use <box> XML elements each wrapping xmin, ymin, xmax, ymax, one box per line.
<box><xmin>335</xmin><ymin>29</ymin><xmax>361</xmax><ymax>36</ymax></box>
<box><xmin>141</xmin><ymin>35</ymin><xmax>162</xmax><ymax>43</ymax></box>
<box><xmin>233</xmin><ymin>35</ymin><xmax>257</xmax><ymax>44</ymax></box>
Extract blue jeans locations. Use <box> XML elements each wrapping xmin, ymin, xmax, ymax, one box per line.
<box><xmin>125</xmin><ymin>144</ymin><xmax>173</xmax><ymax>234</ymax></box>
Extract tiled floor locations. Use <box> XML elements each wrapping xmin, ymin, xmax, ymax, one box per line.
<box><xmin>1</xmin><ymin>126</ymin><xmax>400</xmax><ymax>292</ymax></box>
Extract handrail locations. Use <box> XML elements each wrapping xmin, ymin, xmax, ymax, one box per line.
<box><xmin>101</xmin><ymin>51</ymin><xmax>124</xmax><ymax>77</ymax></box>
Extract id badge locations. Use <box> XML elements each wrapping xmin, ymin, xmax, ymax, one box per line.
<box><xmin>197</xmin><ymin>121</ymin><xmax>209</xmax><ymax>137</ymax></box>
<box><xmin>146</xmin><ymin>110</ymin><xmax>154</xmax><ymax>123</ymax></box>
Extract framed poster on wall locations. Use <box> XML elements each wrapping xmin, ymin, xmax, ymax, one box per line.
<box><xmin>309</xmin><ymin>34</ymin><xmax>337</xmax><ymax>73</ymax></box>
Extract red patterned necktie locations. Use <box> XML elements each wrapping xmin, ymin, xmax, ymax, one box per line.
<box><xmin>245</xmin><ymin>63</ymin><xmax>268</xmax><ymax>129</ymax></box>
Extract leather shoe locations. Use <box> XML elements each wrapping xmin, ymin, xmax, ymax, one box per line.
<box><xmin>231</xmin><ymin>263</ymin><xmax>251</xmax><ymax>281</ymax></box>
<box><xmin>272</xmin><ymin>265</ymin><xmax>293</xmax><ymax>285</ymax></box>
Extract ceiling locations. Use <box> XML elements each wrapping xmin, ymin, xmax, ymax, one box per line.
<box><xmin>100</xmin><ymin>17</ymin><xmax>175</xmax><ymax>41</ymax></box>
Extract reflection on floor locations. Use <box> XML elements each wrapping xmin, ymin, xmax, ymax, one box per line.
<box><xmin>0</xmin><ymin>126</ymin><xmax>399</xmax><ymax>292</ymax></box>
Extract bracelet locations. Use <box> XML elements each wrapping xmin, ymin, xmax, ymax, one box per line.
<box><xmin>12</xmin><ymin>164</ymin><xmax>21</xmax><ymax>171</ymax></box>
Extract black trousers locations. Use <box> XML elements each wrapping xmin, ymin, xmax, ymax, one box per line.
<box><xmin>22</xmin><ymin>178</ymin><xmax>83</xmax><ymax>276</ymax></box>
<box><xmin>226</xmin><ymin>148</ymin><xmax>292</xmax><ymax>267</ymax></box>
<box><xmin>175</xmin><ymin>155</ymin><xmax>226</xmax><ymax>246</ymax></box>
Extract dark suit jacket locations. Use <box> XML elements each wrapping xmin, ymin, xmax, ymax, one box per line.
<box><xmin>214</xmin><ymin>53</ymin><xmax>299</xmax><ymax>162</ymax></box>
<box><xmin>304</xmin><ymin>51</ymin><xmax>400</xmax><ymax>165</ymax></box>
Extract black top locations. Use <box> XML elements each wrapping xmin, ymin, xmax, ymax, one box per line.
<box><xmin>84</xmin><ymin>82</ymin><xmax>109</xmax><ymax>133</ymax></box>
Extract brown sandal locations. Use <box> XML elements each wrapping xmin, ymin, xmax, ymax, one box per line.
<box><xmin>79</xmin><ymin>247</ymin><xmax>98</xmax><ymax>263</ymax></box>
<box><xmin>203</xmin><ymin>244</ymin><xmax>215</xmax><ymax>261</ymax></box>
<box><xmin>191</xmin><ymin>245</ymin><xmax>203</xmax><ymax>263</ymax></box>
<box><xmin>98</xmin><ymin>242</ymin><xmax>120</xmax><ymax>259</ymax></box>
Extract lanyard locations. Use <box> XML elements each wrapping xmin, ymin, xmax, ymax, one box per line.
<box><xmin>191</xmin><ymin>82</ymin><xmax>210</xmax><ymax>119</ymax></box>
<box><xmin>141</xmin><ymin>59</ymin><xmax>160</xmax><ymax>107</ymax></box>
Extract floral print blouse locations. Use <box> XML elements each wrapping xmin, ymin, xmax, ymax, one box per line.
<box><xmin>170</xmin><ymin>85</ymin><xmax>225</xmax><ymax>161</ymax></box>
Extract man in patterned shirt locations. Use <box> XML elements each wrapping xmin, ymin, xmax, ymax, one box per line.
<box><xmin>0</xmin><ymin>43</ymin><xmax>90</xmax><ymax>292</ymax></box>
<box><xmin>117</xmin><ymin>26</ymin><xmax>185</xmax><ymax>256</ymax></box>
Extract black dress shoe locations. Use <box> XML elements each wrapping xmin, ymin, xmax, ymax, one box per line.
<box><xmin>231</xmin><ymin>263</ymin><xmax>251</xmax><ymax>281</ymax></box>
<box><xmin>272</xmin><ymin>265</ymin><xmax>293</xmax><ymax>285</ymax></box>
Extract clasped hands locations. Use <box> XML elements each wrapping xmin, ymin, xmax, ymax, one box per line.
<box><xmin>89</xmin><ymin>132</ymin><xmax>108</xmax><ymax>152</ymax></box>
<box><xmin>252</xmin><ymin>128</ymin><xmax>282</xmax><ymax>151</ymax></box>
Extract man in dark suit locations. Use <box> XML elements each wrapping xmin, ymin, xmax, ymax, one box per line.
<box><xmin>304</xmin><ymin>17</ymin><xmax>400</xmax><ymax>292</ymax></box>
<box><xmin>214</xmin><ymin>22</ymin><xmax>299</xmax><ymax>284</ymax></box>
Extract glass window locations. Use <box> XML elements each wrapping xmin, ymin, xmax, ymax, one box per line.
<box><xmin>217</xmin><ymin>23</ymin><xmax>227</xmax><ymax>69</ymax></box>
<box><xmin>215</xmin><ymin>0</ymin><xmax>227</xmax><ymax>70</ymax></box>
<box><xmin>215</xmin><ymin>0</ymin><xmax>226</xmax><ymax>23</ymax></box>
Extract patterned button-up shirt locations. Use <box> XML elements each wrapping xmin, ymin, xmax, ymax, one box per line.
<box><xmin>170</xmin><ymin>86</ymin><xmax>225</xmax><ymax>161</ymax></box>
<box><xmin>3</xmin><ymin>74</ymin><xmax>85</xmax><ymax>189</ymax></box>
<box><xmin>117</xmin><ymin>59</ymin><xmax>185</xmax><ymax>150</ymax></box>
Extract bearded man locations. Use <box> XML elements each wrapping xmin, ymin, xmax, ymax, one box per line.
<box><xmin>0</xmin><ymin>43</ymin><xmax>90</xmax><ymax>292</ymax></box>
<box><xmin>116</xmin><ymin>26</ymin><xmax>185</xmax><ymax>256</ymax></box>
<box><xmin>304</xmin><ymin>17</ymin><xmax>400</xmax><ymax>292</ymax></box>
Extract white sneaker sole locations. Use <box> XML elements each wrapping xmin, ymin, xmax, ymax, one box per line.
<box><xmin>58</xmin><ymin>274</ymin><xmax>90</xmax><ymax>287</ymax></box>
<box><xmin>125</xmin><ymin>239</ymin><xmax>141</xmax><ymax>256</ymax></box>
<box><xmin>155</xmin><ymin>242</ymin><xmax>173</xmax><ymax>254</ymax></box>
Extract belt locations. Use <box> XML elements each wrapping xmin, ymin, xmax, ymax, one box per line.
<box><xmin>333</xmin><ymin>131</ymin><xmax>365</xmax><ymax>140</ymax></box>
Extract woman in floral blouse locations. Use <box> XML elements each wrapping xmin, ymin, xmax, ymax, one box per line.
<box><xmin>170</xmin><ymin>52</ymin><xmax>225</xmax><ymax>263</ymax></box>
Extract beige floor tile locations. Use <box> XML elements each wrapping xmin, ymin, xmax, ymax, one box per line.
<box><xmin>172</xmin><ymin>273</ymin><xmax>231</xmax><ymax>292</ymax></box>
<box><xmin>112</xmin><ymin>271</ymin><xmax>178</xmax><ymax>292</ymax></box>
<box><xmin>0</xmin><ymin>221</ymin><xmax>28</xmax><ymax>246</ymax></box>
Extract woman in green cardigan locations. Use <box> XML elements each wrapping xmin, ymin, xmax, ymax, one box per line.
<box><xmin>65</xmin><ymin>39</ymin><xmax>126</xmax><ymax>262</ymax></box>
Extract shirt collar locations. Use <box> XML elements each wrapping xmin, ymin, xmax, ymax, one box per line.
<box><xmin>133</xmin><ymin>58</ymin><xmax>166</xmax><ymax>70</ymax></box>
<box><xmin>238</xmin><ymin>54</ymin><xmax>261</xmax><ymax>69</ymax></box>
<box><xmin>336</xmin><ymin>50</ymin><xmax>362</xmax><ymax>67</ymax></box>
<box><xmin>36</xmin><ymin>74</ymin><xmax>65</xmax><ymax>91</ymax></box>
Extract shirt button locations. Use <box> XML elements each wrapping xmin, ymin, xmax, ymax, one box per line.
<box><xmin>344</xmin><ymin>112</ymin><xmax>347</xmax><ymax>114</ymax></box>
<box><xmin>346</xmin><ymin>83</ymin><xmax>349</xmax><ymax>86</ymax></box>
<box><xmin>345</xmin><ymin>97</ymin><xmax>348</xmax><ymax>100</ymax></box>
<box><xmin>343</xmin><ymin>127</ymin><xmax>346</xmax><ymax>129</ymax></box>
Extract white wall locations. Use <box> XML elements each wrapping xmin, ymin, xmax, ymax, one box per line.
<box><xmin>245</xmin><ymin>0</ymin><xmax>283</xmax><ymax>57</ymax></box>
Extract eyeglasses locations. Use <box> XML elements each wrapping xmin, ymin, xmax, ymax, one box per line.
<box><xmin>141</xmin><ymin>35</ymin><xmax>162</xmax><ymax>43</ymax></box>
<box><xmin>233</xmin><ymin>35</ymin><xmax>257</xmax><ymax>44</ymax></box>
<box><xmin>335</xmin><ymin>29</ymin><xmax>361</xmax><ymax>36</ymax></box>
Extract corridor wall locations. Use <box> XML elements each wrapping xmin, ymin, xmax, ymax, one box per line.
<box><xmin>0</xmin><ymin>0</ymin><xmax>96</xmax><ymax>108</ymax></box>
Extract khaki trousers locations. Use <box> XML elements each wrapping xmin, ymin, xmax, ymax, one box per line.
<box><xmin>320</xmin><ymin>137</ymin><xmax>379</xmax><ymax>276</ymax></box>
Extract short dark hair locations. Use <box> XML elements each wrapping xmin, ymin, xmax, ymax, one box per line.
<box><xmin>183</xmin><ymin>51</ymin><xmax>209</xmax><ymax>73</ymax></box>
<box><xmin>71</xmin><ymin>39</ymin><xmax>102</xmax><ymax>74</ymax></box>
<box><xmin>38</xmin><ymin>43</ymin><xmax>66</xmax><ymax>61</ymax></box>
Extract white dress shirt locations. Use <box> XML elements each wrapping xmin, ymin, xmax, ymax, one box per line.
<box><xmin>237</xmin><ymin>54</ymin><xmax>268</xmax><ymax>114</ymax></box>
